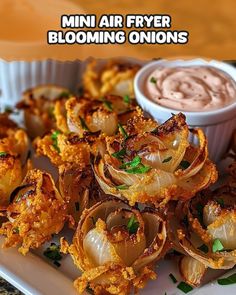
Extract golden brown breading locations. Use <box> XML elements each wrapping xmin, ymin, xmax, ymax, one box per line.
<box><xmin>16</xmin><ymin>85</ymin><xmax>72</xmax><ymax>138</ymax></box>
<box><xmin>34</xmin><ymin>132</ymin><xmax>90</xmax><ymax>168</ymax></box>
<box><xmin>0</xmin><ymin>114</ymin><xmax>29</xmax><ymax>208</ymax></box>
<box><xmin>83</xmin><ymin>59</ymin><xmax>140</xmax><ymax>99</ymax></box>
<box><xmin>0</xmin><ymin>169</ymin><xmax>67</xmax><ymax>255</ymax></box>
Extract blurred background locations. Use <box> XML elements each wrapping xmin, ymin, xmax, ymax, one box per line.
<box><xmin>0</xmin><ymin>0</ymin><xmax>235</xmax><ymax>60</ymax></box>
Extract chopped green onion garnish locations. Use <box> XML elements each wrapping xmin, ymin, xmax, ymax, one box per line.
<box><xmin>198</xmin><ymin>244</ymin><xmax>209</xmax><ymax>253</ymax></box>
<box><xmin>123</xmin><ymin>95</ymin><xmax>130</xmax><ymax>104</ymax></box>
<box><xmin>116</xmin><ymin>184</ymin><xmax>129</xmax><ymax>190</ymax></box>
<box><xmin>120</xmin><ymin>155</ymin><xmax>141</xmax><ymax>169</ymax></box>
<box><xmin>217</xmin><ymin>273</ymin><xmax>236</xmax><ymax>285</ymax></box>
<box><xmin>79</xmin><ymin>116</ymin><xmax>90</xmax><ymax>131</ymax></box>
<box><xmin>169</xmin><ymin>273</ymin><xmax>177</xmax><ymax>284</ymax></box>
<box><xmin>43</xmin><ymin>243</ymin><xmax>62</xmax><ymax>261</ymax></box>
<box><xmin>103</xmin><ymin>100</ymin><xmax>113</xmax><ymax>111</ymax></box>
<box><xmin>119</xmin><ymin>156</ymin><xmax>151</xmax><ymax>174</ymax></box>
<box><xmin>118</xmin><ymin>123</ymin><xmax>129</xmax><ymax>139</ymax></box>
<box><xmin>112</xmin><ymin>148</ymin><xmax>126</xmax><ymax>160</ymax></box>
<box><xmin>212</xmin><ymin>239</ymin><xmax>224</xmax><ymax>253</ymax></box>
<box><xmin>12</xmin><ymin>227</ymin><xmax>19</xmax><ymax>234</ymax></box>
<box><xmin>127</xmin><ymin>215</ymin><xmax>139</xmax><ymax>235</ymax></box>
<box><xmin>125</xmin><ymin>164</ymin><xmax>151</xmax><ymax>174</ymax></box>
<box><xmin>180</xmin><ymin>160</ymin><xmax>190</xmax><ymax>170</ymax></box>
<box><xmin>15</xmin><ymin>193</ymin><xmax>24</xmax><ymax>203</ymax></box>
<box><xmin>51</xmin><ymin>130</ymin><xmax>61</xmax><ymax>153</ymax></box>
<box><xmin>0</xmin><ymin>152</ymin><xmax>7</xmax><ymax>157</ymax></box>
<box><xmin>150</xmin><ymin>77</ymin><xmax>157</xmax><ymax>84</ymax></box>
<box><xmin>177</xmin><ymin>282</ymin><xmax>193</xmax><ymax>293</ymax></box>
<box><xmin>162</xmin><ymin>156</ymin><xmax>172</xmax><ymax>163</ymax></box>
<box><xmin>75</xmin><ymin>202</ymin><xmax>80</xmax><ymax>211</ymax></box>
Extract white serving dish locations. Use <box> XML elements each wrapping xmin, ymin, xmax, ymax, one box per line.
<box><xmin>1</xmin><ymin>234</ymin><xmax>236</xmax><ymax>295</ymax></box>
<box><xmin>134</xmin><ymin>59</ymin><xmax>236</xmax><ymax>162</ymax></box>
<box><xmin>0</xmin><ymin>57</ymin><xmax>236</xmax><ymax>295</ymax></box>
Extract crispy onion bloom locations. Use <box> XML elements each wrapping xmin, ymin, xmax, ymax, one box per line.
<box><xmin>0</xmin><ymin>169</ymin><xmax>67</xmax><ymax>255</ymax></box>
<box><xmin>93</xmin><ymin>113</ymin><xmax>217</xmax><ymax>206</ymax></box>
<box><xmin>83</xmin><ymin>59</ymin><xmax>140</xmax><ymax>98</ymax></box>
<box><xmin>169</xmin><ymin>164</ymin><xmax>236</xmax><ymax>284</ymax></box>
<box><xmin>34</xmin><ymin>132</ymin><xmax>90</xmax><ymax>168</ymax></box>
<box><xmin>0</xmin><ymin>114</ymin><xmax>29</xmax><ymax>209</ymax></box>
<box><xmin>65</xmin><ymin>96</ymin><xmax>137</xmax><ymax>137</ymax></box>
<box><xmin>61</xmin><ymin>198</ymin><xmax>167</xmax><ymax>294</ymax></box>
<box><xmin>58</xmin><ymin>164</ymin><xmax>105</xmax><ymax>223</ymax></box>
<box><xmin>16</xmin><ymin>85</ymin><xmax>72</xmax><ymax>138</ymax></box>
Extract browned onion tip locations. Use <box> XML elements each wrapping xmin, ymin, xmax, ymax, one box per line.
<box><xmin>169</xmin><ymin>175</ymin><xmax>236</xmax><ymax>270</ymax></box>
<box><xmin>0</xmin><ymin>169</ymin><xmax>67</xmax><ymax>255</ymax></box>
<box><xmin>93</xmin><ymin>113</ymin><xmax>217</xmax><ymax>206</ymax></box>
<box><xmin>179</xmin><ymin>256</ymin><xmax>206</xmax><ymax>287</ymax></box>
<box><xmin>58</xmin><ymin>164</ymin><xmax>105</xmax><ymax>224</ymax></box>
<box><xmin>65</xmin><ymin>95</ymin><xmax>138</xmax><ymax>137</ymax></box>
<box><xmin>16</xmin><ymin>85</ymin><xmax>72</xmax><ymax>138</ymax></box>
<box><xmin>0</xmin><ymin>114</ymin><xmax>30</xmax><ymax>208</ymax></box>
<box><xmin>66</xmin><ymin>198</ymin><xmax>167</xmax><ymax>294</ymax></box>
<box><xmin>83</xmin><ymin>59</ymin><xmax>140</xmax><ymax>98</ymax></box>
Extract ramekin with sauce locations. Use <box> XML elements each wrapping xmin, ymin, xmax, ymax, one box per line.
<box><xmin>134</xmin><ymin>59</ymin><xmax>236</xmax><ymax>162</ymax></box>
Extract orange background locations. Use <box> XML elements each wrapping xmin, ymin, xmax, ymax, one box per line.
<box><xmin>0</xmin><ymin>0</ymin><xmax>235</xmax><ymax>60</ymax></box>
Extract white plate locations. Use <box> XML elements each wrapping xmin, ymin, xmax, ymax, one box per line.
<box><xmin>1</xmin><ymin>234</ymin><xmax>236</xmax><ymax>295</ymax></box>
<box><xmin>1</xmin><ymin>58</ymin><xmax>236</xmax><ymax>295</ymax></box>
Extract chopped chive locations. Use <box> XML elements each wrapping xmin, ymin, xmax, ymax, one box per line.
<box><xmin>103</xmin><ymin>100</ymin><xmax>113</xmax><ymax>111</ymax></box>
<box><xmin>75</xmin><ymin>202</ymin><xmax>80</xmax><ymax>211</ymax></box>
<box><xmin>180</xmin><ymin>160</ymin><xmax>190</xmax><ymax>170</ymax></box>
<box><xmin>125</xmin><ymin>165</ymin><xmax>151</xmax><ymax>174</ymax></box>
<box><xmin>177</xmin><ymin>282</ymin><xmax>193</xmax><ymax>293</ymax></box>
<box><xmin>162</xmin><ymin>156</ymin><xmax>172</xmax><ymax>163</ymax></box>
<box><xmin>12</xmin><ymin>227</ymin><xmax>19</xmax><ymax>234</ymax></box>
<box><xmin>150</xmin><ymin>77</ymin><xmax>157</xmax><ymax>84</ymax></box>
<box><xmin>79</xmin><ymin>116</ymin><xmax>90</xmax><ymax>131</ymax></box>
<box><xmin>120</xmin><ymin>155</ymin><xmax>141</xmax><ymax>169</ymax></box>
<box><xmin>123</xmin><ymin>95</ymin><xmax>130</xmax><ymax>104</ymax></box>
<box><xmin>118</xmin><ymin>123</ymin><xmax>128</xmax><ymax>139</ymax></box>
<box><xmin>116</xmin><ymin>184</ymin><xmax>129</xmax><ymax>190</ymax></box>
<box><xmin>112</xmin><ymin>148</ymin><xmax>126</xmax><ymax>160</ymax></box>
<box><xmin>217</xmin><ymin>273</ymin><xmax>236</xmax><ymax>285</ymax></box>
<box><xmin>43</xmin><ymin>243</ymin><xmax>62</xmax><ymax>261</ymax></box>
<box><xmin>198</xmin><ymin>244</ymin><xmax>209</xmax><ymax>253</ymax></box>
<box><xmin>169</xmin><ymin>273</ymin><xmax>177</xmax><ymax>284</ymax></box>
<box><xmin>127</xmin><ymin>215</ymin><xmax>139</xmax><ymax>235</ymax></box>
<box><xmin>0</xmin><ymin>152</ymin><xmax>7</xmax><ymax>157</ymax></box>
<box><xmin>212</xmin><ymin>239</ymin><xmax>224</xmax><ymax>253</ymax></box>
<box><xmin>51</xmin><ymin>130</ymin><xmax>61</xmax><ymax>153</ymax></box>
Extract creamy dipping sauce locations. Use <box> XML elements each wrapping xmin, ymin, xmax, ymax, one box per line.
<box><xmin>146</xmin><ymin>66</ymin><xmax>236</xmax><ymax>111</ymax></box>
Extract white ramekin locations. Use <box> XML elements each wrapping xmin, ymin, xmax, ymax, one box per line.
<box><xmin>134</xmin><ymin>58</ymin><xmax>236</xmax><ymax>162</ymax></box>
